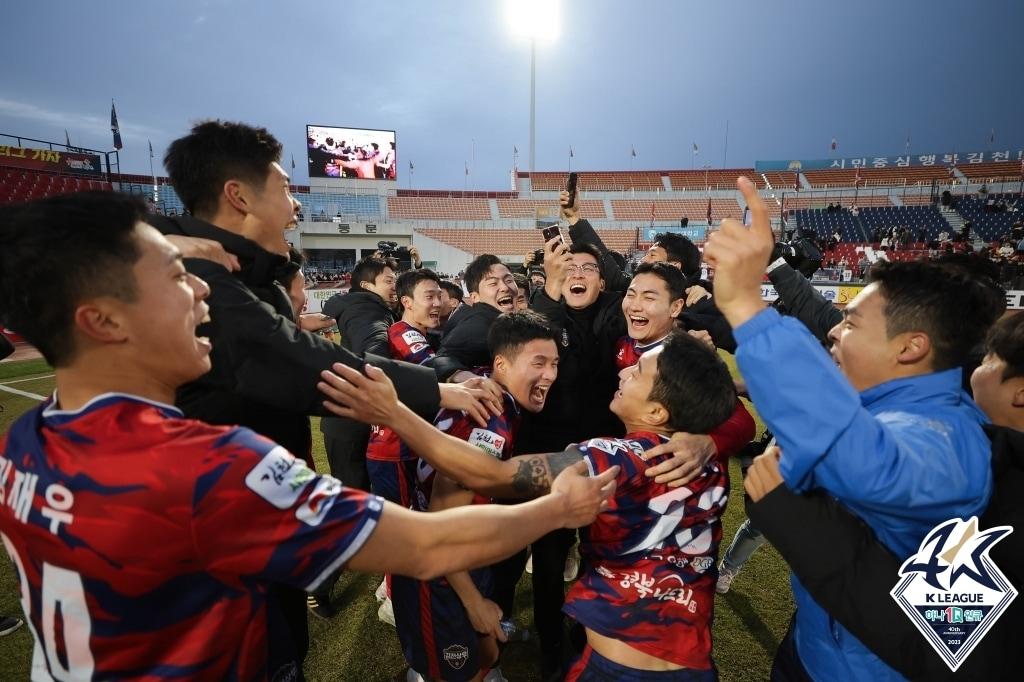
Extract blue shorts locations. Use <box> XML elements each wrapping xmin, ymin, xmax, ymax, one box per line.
<box><xmin>392</xmin><ymin>569</ymin><xmax>494</xmax><ymax>682</ymax></box>
<box><xmin>567</xmin><ymin>645</ymin><xmax>718</xmax><ymax>682</ymax></box>
<box><xmin>367</xmin><ymin>459</ymin><xmax>418</xmax><ymax>507</ymax></box>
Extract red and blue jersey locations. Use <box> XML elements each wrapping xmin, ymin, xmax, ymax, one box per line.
<box><xmin>414</xmin><ymin>390</ymin><xmax>521</xmax><ymax>510</ymax></box>
<box><xmin>563</xmin><ymin>432</ymin><xmax>729</xmax><ymax>670</ymax></box>
<box><xmin>388</xmin><ymin>320</ymin><xmax>436</xmax><ymax>366</ymax></box>
<box><xmin>614</xmin><ymin>335</ymin><xmax>668</xmax><ymax>371</ymax></box>
<box><xmin>0</xmin><ymin>393</ymin><xmax>382</xmax><ymax>682</ymax></box>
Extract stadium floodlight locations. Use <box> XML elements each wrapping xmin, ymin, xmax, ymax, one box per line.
<box><xmin>505</xmin><ymin>0</ymin><xmax>560</xmax><ymax>174</ymax></box>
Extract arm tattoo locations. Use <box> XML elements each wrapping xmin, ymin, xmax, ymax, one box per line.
<box><xmin>511</xmin><ymin>448</ymin><xmax>585</xmax><ymax>497</ymax></box>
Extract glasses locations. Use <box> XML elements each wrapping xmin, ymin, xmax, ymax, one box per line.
<box><xmin>566</xmin><ymin>264</ymin><xmax>600</xmax><ymax>275</ymax></box>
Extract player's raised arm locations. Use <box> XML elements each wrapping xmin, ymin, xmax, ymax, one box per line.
<box><xmin>347</xmin><ymin>461</ymin><xmax>617</xmax><ymax>580</ymax></box>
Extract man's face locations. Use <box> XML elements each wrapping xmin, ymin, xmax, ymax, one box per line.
<box><xmin>240</xmin><ymin>162</ymin><xmax>301</xmax><ymax>256</ymax></box>
<box><xmin>114</xmin><ymin>224</ymin><xmax>213</xmax><ymax>387</ymax></box>
<box><xmin>287</xmin><ymin>268</ymin><xmax>307</xmax><ymax>319</ymax></box>
<box><xmin>641</xmin><ymin>244</ymin><xmax>678</xmax><ymax>268</ymax></box>
<box><xmin>403</xmin><ymin>279</ymin><xmax>443</xmax><ymax>330</ymax></box>
<box><xmin>827</xmin><ymin>283</ymin><xmax>908</xmax><ymax>393</ymax></box>
<box><xmin>494</xmin><ymin>338</ymin><xmax>559</xmax><ymax>413</ymax></box>
<box><xmin>622</xmin><ymin>272</ymin><xmax>684</xmax><ymax>344</ymax></box>
<box><xmin>514</xmin><ymin>289</ymin><xmax>529</xmax><ymax>311</ymax></box>
<box><xmin>561</xmin><ymin>252</ymin><xmax>603</xmax><ymax>310</ymax></box>
<box><xmin>530</xmin><ymin>273</ymin><xmax>546</xmax><ymax>289</ymax></box>
<box><xmin>470</xmin><ymin>264</ymin><xmax>517</xmax><ymax>313</ymax></box>
<box><xmin>970</xmin><ymin>353</ymin><xmax>1024</xmax><ymax>428</ymax></box>
<box><xmin>363</xmin><ymin>266</ymin><xmax>397</xmax><ymax>304</ymax></box>
<box><xmin>609</xmin><ymin>345</ymin><xmax>663</xmax><ymax>426</ymax></box>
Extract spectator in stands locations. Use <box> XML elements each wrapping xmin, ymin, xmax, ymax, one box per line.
<box><xmin>704</xmin><ymin>177</ymin><xmax>1002</xmax><ymax>682</ymax></box>
<box><xmin>937</xmin><ymin>229</ymin><xmax>950</xmax><ymax>244</ymax></box>
<box><xmin>152</xmin><ymin>121</ymin><xmax>495</xmax><ymax>672</ymax></box>
<box><xmin>850</xmin><ymin>204</ymin><xmax>859</xmax><ymax>218</ymax></box>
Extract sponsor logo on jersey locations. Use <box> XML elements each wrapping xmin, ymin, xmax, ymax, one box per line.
<box><xmin>891</xmin><ymin>516</ymin><xmax>1017</xmax><ymax>671</ymax></box>
<box><xmin>468</xmin><ymin>428</ymin><xmax>505</xmax><ymax>458</ymax></box>
<box><xmin>443</xmin><ymin>644</ymin><xmax>470</xmax><ymax>670</ymax></box>
<box><xmin>295</xmin><ymin>476</ymin><xmax>342</xmax><ymax>526</ymax></box>
<box><xmin>409</xmin><ymin>342</ymin><xmax>429</xmax><ymax>354</ymax></box>
<box><xmin>245</xmin><ymin>447</ymin><xmax>315</xmax><ymax>509</ymax></box>
<box><xmin>402</xmin><ymin>329</ymin><xmax>425</xmax><ymax>345</ymax></box>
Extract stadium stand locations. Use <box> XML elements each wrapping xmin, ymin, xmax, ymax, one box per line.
<box><xmin>783</xmin><ymin>195</ymin><xmax>892</xmax><ymax>211</ymax></box>
<box><xmin>666</xmin><ymin>169</ymin><xmax>765</xmax><ymax>190</ymax></box>
<box><xmin>529</xmin><ymin>171</ymin><xmax>663</xmax><ymax>191</ymax></box>
<box><xmin>858</xmin><ymin>205</ymin><xmax>950</xmax><ymax>242</ymax></box>
<box><xmin>794</xmin><ymin>209</ymin><xmax>864</xmax><ymax>243</ymax></box>
<box><xmin>761</xmin><ymin>171</ymin><xmax>802</xmax><ymax>191</ymax></box>
<box><xmin>0</xmin><ymin>168</ymin><xmax>111</xmax><ymax>203</ymax></box>
<box><xmin>295</xmin><ymin>191</ymin><xmax>381</xmax><ymax>219</ymax></box>
<box><xmin>387</xmin><ymin>196</ymin><xmax>491</xmax><ymax>220</ymax></box>
<box><xmin>417</xmin><ymin>227</ymin><xmax>640</xmax><ymax>257</ymax></box>
<box><xmin>610</xmin><ymin>198</ymin><xmax>743</xmax><ymax>221</ymax></box>
<box><xmin>803</xmin><ymin>165</ymin><xmax>955</xmax><ymax>188</ymax></box>
<box><xmin>956</xmin><ymin>161</ymin><xmax>1024</xmax><ymax>183</ymax></box>
<box><xmin>496</xmin><ymin>198</ymin><xmax>607</xmax><ymax>220</ymax></box>
<box><xmin>951</xmin><ymin>193</ymin><xmax>1022</xmax><ymax>242</ymax></box>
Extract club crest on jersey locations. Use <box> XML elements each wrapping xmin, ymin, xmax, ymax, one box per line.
<box><xmin>890</xmin><ymin>516</ymin><xmax>1016</xmax><ymax>672</ymax></box>
<box><xmin>245</xmin><ymin>447</ymin><xmax>315</xmax><ymax>509</ymax></box>
<box><xmin>443</xmin><ymin>644</ymin><xmax>470</xmax><ymax>670</ymax></box>
<box><xmin>468</xmin><ymin>428</ymin><xmax>505</xmax><ymax>458</ymax></box>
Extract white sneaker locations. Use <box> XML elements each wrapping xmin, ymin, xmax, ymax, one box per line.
<box><xmin>563</xmin><ymin>545</ymin><xmax>580</xmax><ymax>582</ymax></box>
<box><xmin>525</xmin><ymin>554</ymin><xmax>533</xmax><ymax>575</ymax></box>
<box><xmin>482</xmin><ymin>667</ymin><xmax>509</xmax><ymax>682</ymax></box>
<box><xmin>377</xmin><ymin>597</ymin><xmax>396</xmax><ymax>627</ymax></box>
<box><xmin>375</xmin><ymin>577</ymin><xmax>388</xmax><ymax>603</ymax></box>
<box><xmin>405</xmin><ymin>668</ymin><xmax>426</xmax><ymax>682</ymax></box>
<box><xmin>716</xmin><ymin>563</ymin><xmax>740</xmax><ymax>594</ymax></box>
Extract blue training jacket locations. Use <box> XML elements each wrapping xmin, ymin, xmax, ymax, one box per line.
<box><xmin>734</xmin><ymin>308</ymin><xmax>992</xmax><ymax>682</ymax></box>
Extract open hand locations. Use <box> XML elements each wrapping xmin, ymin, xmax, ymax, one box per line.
<box><xmin>443</xmin><ymin>376</ymin><xmax>504</xmax><ymax>427</ymax></box>
<box><xmin>465</xmin><ymin>597</ymin><xmax>505</xmax><ymax>642</ymax></box>
<box><xmin>551</xmin><ymin>461</ymin><xmax>619</xmax><ymax>528</ymax></box>
<box><xmin>641</xmin><ymin>433</ymin><xmax>717</xmax><ymax>487</ymax></box>
<box><xmin>165</xmin><ymin>234</ymin><xmax>240</xmax><ymax>272</ymax></box>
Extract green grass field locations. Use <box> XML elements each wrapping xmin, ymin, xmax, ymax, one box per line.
<box><xmin>0</xmin><ymin>354</ymin><xmax>792</xmax><ymax>681</ymax></box>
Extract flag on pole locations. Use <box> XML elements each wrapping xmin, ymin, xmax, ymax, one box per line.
<box><xmin>111</xmin><ymin>100</ymin><xmax>123</xmax><ymax>150</ymax></box>
<box><xmin>990</xmin><ymin>128</ymin><xmax>996</xmax><ymax>144</ymax></box>
<box><xmin>65</xmin><ymin>129</ymin><xmax>72</xmax><ymax>149</ymax></box>
<box><xmin>692</xmin><ymin>142</ymin><xmax>699</xmax><ymax>155</ymax></box>
<box><xmin>290</xmin><ymin>153</ymin><xmax>295</xmax><ymax>170</ymax></box>
<box><xmin>830</xmin><ymin>137</ymin><xmax>837</xmax><ymax>151</ymax></box>
<box><xmin>409</xmin><ymin>160</ymin><xmax>414</xmax><ymax>171</ymax></box>
<box><xmin>148</xmin><ymin>139</ymin><xmax>154</xmax><ymax>159</ymax></box>
<box><xmin>569</xmin><ymin>146</ymin><xmax>574</xmax><ymax>158</ymax></box>
<box><xmin>631</xmin><ymin>146</ymin><xmax>636</xmax><ymax>158</ymax></box>
<box><xmin>465</xmin><ymin>162</ymin><xmax>469</xmax><ymax>176</ymax></box>
<box><xmin>905</xmin><ymin>135</ymin><xmax>911</xmax><ymax>152</ymax></box>
<box><xmin>513</xmin><ymin>145</ymin><xmax>518</xmax><ymax>155</ymax></box>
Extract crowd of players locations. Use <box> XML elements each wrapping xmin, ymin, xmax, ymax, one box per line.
<box><xmin>0</xmin><ymin>119</ymin><xmax>1022</xmax><ymax>682</ymax></box>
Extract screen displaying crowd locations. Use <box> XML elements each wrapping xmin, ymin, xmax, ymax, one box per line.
<box><xmin>307</xmin><ymin>124</ymin><xmax>397</xmax><ymax>180</ymax></box>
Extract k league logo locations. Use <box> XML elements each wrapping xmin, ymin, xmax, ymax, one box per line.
<box><xmin>891</xmin><ymin>517</ymin><xmax>1016</xmax><ymax>671</ymax></box>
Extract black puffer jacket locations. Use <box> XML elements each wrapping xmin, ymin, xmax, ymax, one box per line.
<box><xmin>430</xmin><ymin>303</ymin><xmax>503</xmax><ymax>380</ymax></box>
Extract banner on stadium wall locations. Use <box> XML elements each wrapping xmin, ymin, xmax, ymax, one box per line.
<box><xmin>0</xmin><ymin>145</ymin><xmax>104</xmax><ymax>177</ymax></box>
<box><xmin>762</xmin><ymin>285</ymin><xmax>1024</xmax><ymax>311</ymax></box>
<box><xmin>755</xmin><ymin>150</ymin><xmax>1024</xmax><ymax>172</ymax></box>
<box><xmin>642</xmin><ymin>226</ymin><xmax>706</xmax><ymax>242</ymax></box>
<box><xmin>303</xmin><ymin>287</ymin><xmax>346</xmax><ymax>314</ymax></box>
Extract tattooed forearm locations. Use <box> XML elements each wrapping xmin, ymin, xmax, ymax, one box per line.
<box><xmin>510</xmin><ymin>448</ymin><xmax>585</xmax><ymax>497</ymax></box>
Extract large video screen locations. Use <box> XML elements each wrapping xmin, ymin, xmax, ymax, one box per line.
<box><xmin>307</xmin><ymin>125</ymin><xmax>396</xmax><ymax>180</ymax></box>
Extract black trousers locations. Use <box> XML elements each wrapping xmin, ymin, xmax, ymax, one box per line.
<box><xmin>531</xmin><ymin>528</ymin><xmax>577</xmax><ymax>662</ymax></box>
<box><xmin>770</xmin><ymin>614</ymin><xmax>814</xmax><ymax>682</ymax></box>
<box><xmin>323</xmin><ymin>428</ymin><xmax>371</xmax><ymax>492</ymax></box>
<box><xmin>266</xmin><ymin>584</ymin><xmax>308</xmax><ymax>682</ymax></box>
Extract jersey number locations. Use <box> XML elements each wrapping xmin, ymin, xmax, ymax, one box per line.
<box><xmin>2</xmin><ymin>532</ymin><xmax>95</xmax><ymax>681</ymax></box>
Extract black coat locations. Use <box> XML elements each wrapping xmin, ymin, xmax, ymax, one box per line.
<box><xmin>320</xmin><ymin>290</ymin><xmax>396</xmax><ymax>437</ymax></box>
<box><xmin>747</xmin><ymin>425</ymin><xmax>1024</xmax><ymax>680</ymax></box>
<box><xmin>430</xmin><ymin>303</ymin><xmax>502</xmax><ymax>381</ymax></box>
<box><xmin>148</xmin><ymin>214</ymin><xmax>439</xmax><ymax>456</ymax></box>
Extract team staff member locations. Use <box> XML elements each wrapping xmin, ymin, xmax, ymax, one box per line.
<box><xmin>0</xmin><ymin>192</ymin><xmax>616</xmax><ymax>682</ymax></box>
<box><xmin>152</xmin><ymin>120</ymin><xmax>499</xmax><ymax>675</ymax></box>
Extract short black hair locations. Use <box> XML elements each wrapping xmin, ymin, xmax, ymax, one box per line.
<box><xmin>487</xmin><ymin>310</ymin><xmax>559</xmax><ymax>361</ymax></box>
<box><xmin>868</xmin><ymin>260</ymin><xmax>1005</xmax><ymax>371</ymax></box>
<box><xmin>512</xmin><ymin>273</ymin><xmax>529</xmax><ymax>293</ymax></box>
<box><xmin>164</xmin><ymin>120</ymin><xmax>284</xmax><ymax>218</ymax></box>
<box><xmin>648</xmin><ymin>331</ymin><xmax>736</xmax><ymax>434</ymax></box>
<box><xmin>569</xmin><ymin>242</ymin><xmax>604</xmax><ymax>278</ymax></box>
<box><xmin>351</xmin><ymin>255</ymin><xmax>396</xmax><ymax>292</ymax></box>
<box><xmin>278</xmin><ymin>246</ymin><xmax>304</xmax><ymax>290</ymax></box>
<box><xmin>396</xmin><ymin>268</ymin><xmax>441</xmax><ymax>303</ymax></box>
<box><xmin>986</xmin><ymin>313</ymin><xmax>1024</xmax><ymax>382</ymax></box>
<box><xmin>440</xmin><ymin>280</ymin><xmax>464</xmax><ymax>301</ymax></box>
<box><xmin>653</xmin><ymin>233</ymin><xmax>701</xmax><ymax>279</ymax></box>
<box><xmin>0</xmin><ymin>191</ymin><xmax>145</xmax><ymax>366</ymax></box>
<box><xmin>464</xmin><ymin>254</ymin><xmax>504</xmax><ymax>294</ymax></box>
<box><xmin>631</xmin><ymin>262</ymin><xmax>686</xmax><ymax>302</ymax></box>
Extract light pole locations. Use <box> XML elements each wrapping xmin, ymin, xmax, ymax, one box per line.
<box><xmin>506</xmin><ymin>1</ymin><xmax>559</xmax><ymax>175</ymax></box>
<box><xmin>530</xmin><ymin>37</ymin><xmax>535</xmax><ymax>173</ymax></box>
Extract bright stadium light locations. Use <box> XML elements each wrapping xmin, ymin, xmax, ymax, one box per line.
<box><xmin>506</xmin><ymin>0</ymin><xmax>560</xmax><ymax>174</ymax></box>
<box><xmin>505</xmin><ymin>0</ymin><xmax>560</xmax><ymax>42</ymax></box>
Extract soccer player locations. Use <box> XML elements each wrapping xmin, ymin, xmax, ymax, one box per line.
<box><xmin>393</xmin><ymin>311</ymin><xmax>560</xmax><ymax>682</ymax></box>
<box><xmin>318</xmin><ymin>330</ymin><xmax>738</xmax><ymax>679</ymax></box>
<box><xmin>0</xmin><ymin>192</ymin><xmax>616</xmax><ymax>681</ymax></box>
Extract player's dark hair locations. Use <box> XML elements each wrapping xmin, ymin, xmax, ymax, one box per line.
<box><xmin>631</xmin><ymin>262</ymin><xmax>687</xmax><ymax>302</ymax></box>
<box><xmin>512</xmin><ymin>273</ymin><xmax>529</xmax><ymax>293</ymax></box>
<box><xmin>396</xmin><ymin>268</ymin><xmax>441</xmax><ymax>303</ymax></box>
<box><xmin>649</xmin><ymin>331</ymin><xmax>735</xmax><ymax>434</ymax></box>
<box><xmin>569</xmin><ymin>242</ymin><xmax>604</xmax><ymax>279</ymax></box>
<box><xmin>487</xmin><ymin>310</ymin><xmax>559</xmax><ymax>361</ymax></box>
<box><xmin>868</xmin><ymin>261</ymin><xmax>1005</xmax><ymax>371</ymax></box>
<box><xmin>653</xmin><ymin>232</ymin><xmax>701</xmax><ymax>279</ymax></box>
<box><xmin>164</xmin><ymin>120</ymin><xmax>284</xmax><ymax>218</ymax></box>
<box><xmin>351</xmin><ymin>255</ymin><xmax>396</xmax><ymax>293</ymax></box>
<box><xmin>985</xmin><ymin>313</ymin><xmax>1024</xmax><ymax>382</ymax></box>
<box><xmin>464</xmin><ymin>254</ymin><xmax>504</xmax><ymax>294</ymax></box>
<box><xmin>0</xmin><ymin>191</ymin><xmax>145</xmax><ymax>366</ymax></box>
<box><xmin>440</xmin><ymin>280</ymin><xmax>464</xmax><ymax>301</ymax></box>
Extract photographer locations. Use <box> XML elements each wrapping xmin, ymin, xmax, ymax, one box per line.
<box><xmin>320</xmin><ymin>255</ymin><xmax>399</xmax><ymax>491</ymax></box>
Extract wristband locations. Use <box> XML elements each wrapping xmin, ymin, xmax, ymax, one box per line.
<box><xmin>766</xmin><ymin>257</ymin><xmax>788</xmax><ymax>274</ymax></box>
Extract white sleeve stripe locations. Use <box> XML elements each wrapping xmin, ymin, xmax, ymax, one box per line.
<box><xmin>304</xmin><ymin>503</ymin><xmax>382</xmax><ymax>593</ymax></box>
<box><xmin>583</xmin><ymin>456</ymin><xmax>596</xmax><ymax>478</ymax></box>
